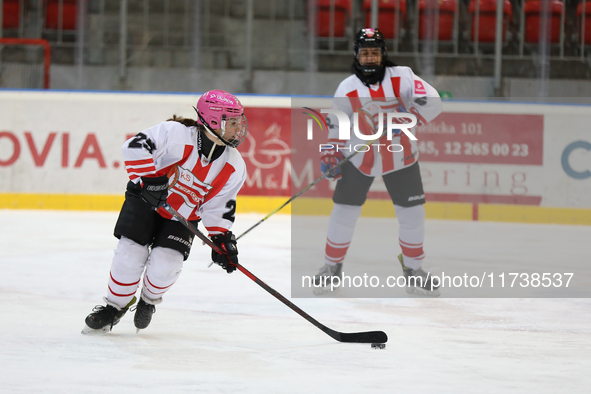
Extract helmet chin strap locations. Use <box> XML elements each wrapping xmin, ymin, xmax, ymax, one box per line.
<box><xmin>193</xmin><ymin>106</ymin><xmax>232</xmax><ymax>149</ymax></box>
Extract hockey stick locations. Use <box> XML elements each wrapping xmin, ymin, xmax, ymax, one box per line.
<box><xmin>162</xmin><ymin>203</ymin><xmax>387</xmax><ymax>344</ymax></box>
<box><xmin>236</xmin><ymin>137</ymin><xmax>376</xmax><ymax>241</ymax></box>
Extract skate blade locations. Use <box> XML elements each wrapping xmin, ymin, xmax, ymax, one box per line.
<box><xmin>405</xmin><ymin>286</ymin><xmax>441</xmax><ymax>297</ymax></box>
<box><xmin>81</xmin><ymin>324</ymin><xmax>111</xmax><ymax>335</ymax></box>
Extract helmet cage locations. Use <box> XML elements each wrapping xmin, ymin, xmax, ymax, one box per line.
<box><xmin>353</xmin><ymin>28</ymin><xmax>387</xmax><ymax>73</ymax></box>
<box><xmin>195</xmin><ymin>108</ymin><xmax>248</xmax><ymax>148</ymax></box>
<box><xmin>220</xmin><ymin>114</ymin><xmax>248</xmax><ymax>148</ymax></box>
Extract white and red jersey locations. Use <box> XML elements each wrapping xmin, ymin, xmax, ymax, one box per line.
<box><xmin>122</xmin><ymin>121</ymin><xmax>246</xmax><ymax>236</ymax></box>
<box><xmin>327</xmin><ymin>66</ymin><xmax>442</xmax><ymax>176</ymax></box>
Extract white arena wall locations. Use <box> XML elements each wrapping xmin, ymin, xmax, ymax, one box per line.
<box><xmin>0</xmin><ymin>90</ymin><xmax>590</xmax><ymax>225</ymax></box>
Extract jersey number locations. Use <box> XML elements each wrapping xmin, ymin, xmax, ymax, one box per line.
<box><xmin>129</xmin><ymin>132</ymin><xmax>156</xmax><ymax>154</ymax></box>
<box><xmin>222</xmin><ymin>200</ymin><xmax>236</xmax><ymax>222</ymax></box>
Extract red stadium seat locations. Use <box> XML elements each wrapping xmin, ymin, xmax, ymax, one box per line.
<box><xmin>2</xmin><ymin>0</ymin><xmax>21</xmax><ymax>30</ymax></box>
<box><xmin>45</xmin><ymin>0</ymin><xmax>77</xmax><ymax>31</ymax></box>
<box><xmin>418</xmin><ymin>0</ymin><xmax>457</xmax><ymax>41</ymax></box>
<box><xmin>468</xmin><ymin>0</ymin><xmax>513</xmax><ymax>42</ymax></box>
<box><xmin>362</xmin><ymin>0</ymin><xmax>407</xmax><ymax>39</ymax></box>
<box><xmin>577</xmin><ymin>1</ymin><xmax>591</xmax><ymax>44</ymax></box>
<box><xmin>524</xmin><ymin>0</ymin><xmax>564</xmax><ymax>43</ymax></box>
<box><xmin>316</xmin><ymin>0</ymin><xmax>351</xmax><ymax>37</ymax></box>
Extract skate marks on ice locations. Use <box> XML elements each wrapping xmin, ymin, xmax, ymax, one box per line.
<box><xmin>0</xmin><ymin>210</ymin><xmax>590</xmax><ymax>393</ymax></box>
<box><xmin>292</xmin><ymin>216</ymin><xmax>591</xmax><ymax>298</ymax></box>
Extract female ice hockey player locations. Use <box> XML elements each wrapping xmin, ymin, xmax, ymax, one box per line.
<box><xmin>313</xmin><ymin>28</ymin><xmax>442</xmax><ymax>296</ymax></box>
<box><xmin>83</xmin><ymin>89</ymin><xmax>248</xmax><ymax>333</ymax></box>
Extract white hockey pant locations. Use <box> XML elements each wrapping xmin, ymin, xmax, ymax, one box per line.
<box><xmin>324</xmin><ymin>203</ymin><xmax>362</xmax><ymax>266</ymax></box>
<box><xmin>394</xmin><ymin>204</ymin><xmax>425</xmax><ymax>270</ymax></box>
<box><xmin>106</xmin><ymin>236</ymin><xmax>184</xmax><ymax>309</ymax></box>
<box><xmin>323</xmin><ymin>203</ymin><xmax>426</xmax><ymax>270</ymax></box>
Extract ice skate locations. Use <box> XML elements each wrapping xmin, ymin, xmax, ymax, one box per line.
<box><xmin>132</xmin><ymin>297</ymin><xmax>157</xmax><ymax>333</ymax></box>
<box><xmin>312</xmin><ymin>263</ymin><xmax>343</xmax><ymax>295</ymax></box>
<box><xmin>398</xmin><ymin>254</ymin><xmax>440</xmax><ymax>297</ymax></box>
<box><xmin>81</xmin><ymin>296</ymin><xmax>137</xmax><ymax>334</ymax></box>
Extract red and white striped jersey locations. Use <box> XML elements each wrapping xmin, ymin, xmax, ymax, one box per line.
<box><xmin>122</xmin><ymin>121</ymin><xmax>246</xmax><ymax>236</ymax></box>
<box><xmin>327</xmin><ymin>66</ymin><xmax>442</xmax><ymax>176</ymax></box>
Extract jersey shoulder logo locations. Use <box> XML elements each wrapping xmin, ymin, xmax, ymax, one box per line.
<box><xmin>414</xmin><ymin>80</ymin><xmax>427</xmax><ymax>95</ymax></box>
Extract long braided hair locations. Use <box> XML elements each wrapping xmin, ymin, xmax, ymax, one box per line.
<box><xmin>167</xmin><ymin>115</ymin><xmax>203</xmax><ymax>129</ymax></box>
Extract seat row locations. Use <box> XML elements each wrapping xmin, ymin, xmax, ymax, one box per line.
<box><xmin>316</xmin><ymin>0</ymin><xmax>591</xmax><ymax>44</ymax></box>
<box><xmin>2</xmin><ymin>0</ymin><xmax>77</xmax><ymax>32</ymax></box>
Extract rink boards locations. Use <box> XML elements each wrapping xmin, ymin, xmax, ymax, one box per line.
<box><xmin>0</xmin><ymin>90</ymin><xmax>590</xmax><ymax>225</ymax></box>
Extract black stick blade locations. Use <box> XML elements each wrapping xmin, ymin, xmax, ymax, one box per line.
<box><xmin>329</xmin><ymin>330</ymin><xmax>388</xmax><ymax>344</ymax></box>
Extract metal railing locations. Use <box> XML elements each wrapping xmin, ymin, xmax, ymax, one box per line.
<box><xmin>0</xmin><ymin>0</ymin><xmax>590</xmax><ymax>76</ymax></box>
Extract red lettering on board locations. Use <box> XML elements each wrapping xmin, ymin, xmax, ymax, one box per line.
<box><xmin>74</xmin><ymin>133</ymin><xmax>107</xmax><ymax>168</ymax></box>
<box><xmin>62</xmin><ymin>133</ymin><xmax>69</xmax><ymax>168</ymax></box>
<box><xmin>0</xmin><ymin>131</ymin><xmax>20</xmax><ymax>166</ymax></box>
<box><xmin>25</xmin><ymin>132</ymin><xmax>57</xmax><ymax>167</ymax></box>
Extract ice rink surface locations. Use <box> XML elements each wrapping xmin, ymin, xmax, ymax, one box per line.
<box><xmin>1</xmin><ymin>209</ymin><xmax>590</xmax><ymax>393</ymax></box>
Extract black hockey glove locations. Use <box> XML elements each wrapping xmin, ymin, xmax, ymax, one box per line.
<box><xmin>140</xmin><ymin>175</ymin><xmax>169</xmax><ymax>209</ymax></box>
<box><xmin>211</xmin><ymin>231</ymin><xmax>238</xmax><ymax>274</ymax></box>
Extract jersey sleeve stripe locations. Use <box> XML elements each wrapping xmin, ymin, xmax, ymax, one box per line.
<box><xmin>206</xmin><ymin>226</ymin><xmax>229</xmax><ymax>235</ymax></box>
<box><xmin>126</xmin><ymin>169</ymin><xmax>157</xmax><ymax>178</ymax></box>
<box><xmin>125</xmin><ymin>158</ymin><xmax>155</xmax><ymax>166</ymax></box>
<box><xmin>125</xmin><ymin>163</ymin><xmax>156</xmax><ymax>171</ymax></box>
<box><xmin>126</xmin><ymin>165</ymin><xmax>156</xmax><ymax>173</ymax></box>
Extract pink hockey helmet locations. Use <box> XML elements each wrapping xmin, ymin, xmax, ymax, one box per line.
<box><xmin>195</xmin><ymin>89</ymin><xmax>248</xmax><ymax>148</ymax></box>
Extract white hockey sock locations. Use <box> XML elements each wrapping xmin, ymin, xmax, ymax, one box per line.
<box><xmin>106</xmin><ymin>236</ymin><xmax>149</xmax><ymax>309</ymax></box>
<box><xmin>324</xmin><ymin>203</ymin><xmax>362</xmax><ymax>266</ymax></box>
<box><xmin>141</xmin><ymin>246</ymin><xmax>184</xmax><ymax>303</ymax></box>
<box><xmin>395</xmin><ymin>204</ymin><xmax>426</xmax><ymax>270</ymax></box>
